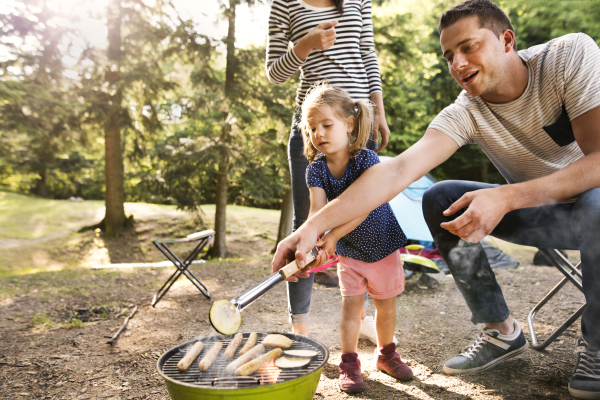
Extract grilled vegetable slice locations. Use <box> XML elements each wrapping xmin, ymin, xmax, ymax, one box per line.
<box><xmin>283</xmin><ymin>349</ymin><xmax>318</xmax><ymax>358</ymax></box>
<box><xmin>261</xmin><ymin>334</ymin><xmax>293</xmax><ymax>349</ymax></box>
<box><xmin>274</xmin><ymin>356</ymin><xmax>311</xmax><ymax>369</ymax></box>
<box><xmin>209</xmin><ymin>299</ymin><xmax>241</xmax><ymax>335</ymax></box>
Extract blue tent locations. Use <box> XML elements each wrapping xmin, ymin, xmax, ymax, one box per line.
<box><xmin>380</xmin><ymin>156</ymin><xmax>519</xmax><ymax>271</ymax></box>
<box><xmin>379</xmin><ymin>156</ymin><xmax>436</xmax><ymax>242</ymax></box>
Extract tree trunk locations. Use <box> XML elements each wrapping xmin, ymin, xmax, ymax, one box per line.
<box><xmin>35</xmin><ymin>165</ymin><xmax>48</xmax><ymax>198</ymax></box>
<box><xmin>272</xmin><ymin>187</ymin><xmax>293</xmax><ymax>253</ymax></box>
<box><xmin>209</xmin><ymin>124</ymin><xmax>231</xmax><ymax>258</ymax></box>
<box><xmin>208</xmin><ymin>0</ymin><xmax>238</xmax><ymax>258</ymax></box>
<box><xmin>104</xmin><ymin>0</ymin><xmax>126</xmax><ymax>238</ymax></box>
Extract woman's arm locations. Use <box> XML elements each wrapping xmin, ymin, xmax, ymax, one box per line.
<box><xmin>370</xmin><ymin>92</ymin><xmax>390</xmax><ymax>152</ymax></box>
<box><xmin>265</xmin><ymin>1</ymin><xmax>338</xmax><ymax>85</ymax></box>
<box><xmin>265</xmin><ymin>1</ymin><xmax>304</xmax><ymax>85</ymax></box>
<box><xmin>359</xmin><ymin>0</ymin><xmax>390</xmax><ymax>152</ymax></box>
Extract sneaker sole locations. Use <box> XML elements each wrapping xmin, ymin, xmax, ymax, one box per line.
<box><xmin>443</xmin><ymin>341</ymin><xmax>529</xmax><ymax>375</ymax></box>
<box><xmin>568</xmin><ymin>385</ymin><xmax>600</xmax><ymax>400</ymax></box>
<box><xmin>339</xmin><ymin>384</ymin><xmax>366</xmax><ymax>393</ymax></box>
<box><xmin>376</xmin><ymin>366</ymin><xmax>414</xmax><ymax>381</ymax></box>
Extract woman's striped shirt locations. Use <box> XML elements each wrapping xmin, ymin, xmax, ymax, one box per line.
<box><xmin>266</xmin><ymin>0</ymin><xmax>382</xmax><ymax>106</ymax></box>
<box><xmin>429</xmin><ymin>33</ymin><xmax>600</xmax><ymax>187</ymax></box>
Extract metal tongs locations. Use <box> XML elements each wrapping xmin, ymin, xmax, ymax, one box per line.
<box><xmin>229</xmin><ymin>247</ymin><xmax>320</xmax><ymax>313</ymax></box>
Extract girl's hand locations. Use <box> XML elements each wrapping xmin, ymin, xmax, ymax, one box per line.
<box><xmin>294</xmin><ymin>21</ymin><xmax>338</xmax><ymax>60</ymax></box>
<box><xmin>316</xmin><ymin>233</ymin><xmax>337</xmax><ymax>258</ymax></box>
<box><xmin>305</xmin><ymin>248</ymin><xmax>330</xmax><ymax>273</ymax></box>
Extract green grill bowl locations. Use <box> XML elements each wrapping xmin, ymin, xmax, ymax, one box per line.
<box><xmin>157</xmin><ymin>332</ymin><xmax>329</xmax><ymax>400</ymax></box>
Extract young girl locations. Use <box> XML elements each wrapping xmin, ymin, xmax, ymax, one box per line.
<box><xmin>300</xmin><ymin>83</ymin><xmax>412</xmax><ymax>393</ymax></box>
<box><xmin>266</xmin><ymin>0</ymin><xmax>391</xmax><ymax>340</ymax></box>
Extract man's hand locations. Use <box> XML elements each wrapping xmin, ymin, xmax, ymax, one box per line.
<box><xmin>372</xmin><ymin>112</ymin><xmax>390</xmax><ymax>153</ymax></box>
<box><xmin>272</xmin><ymin>226</ymin><xmax>319</xmax><ymax>282</ymax></box>
<box><xmin>440</xmin><ymin>186</ymin><xmax>512</xmax><ymax>243</ymax></box>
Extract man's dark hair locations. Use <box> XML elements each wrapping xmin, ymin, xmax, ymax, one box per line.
<box><xmin>439</xmin><ymin>0</ymin><xmax>517</xmax><ymax>50</ymax></box>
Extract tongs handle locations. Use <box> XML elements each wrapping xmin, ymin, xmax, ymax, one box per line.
<box><xmin>278</xmin><ymin>250</ymin><xmax>316</xmax><ymax>279</ymax></box>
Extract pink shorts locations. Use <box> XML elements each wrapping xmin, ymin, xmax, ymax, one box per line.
<box><xmin>337</xmin><ymin>250</ymin><xmax>405</xmax><ymax>299</ymax></box>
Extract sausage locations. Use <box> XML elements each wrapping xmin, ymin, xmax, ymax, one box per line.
<box><xmin>198</xmin><ymin>341</ymin><xmax>223</xmax><ymax>371</ymax></box>
<box><xmin>238</xmin><ymin>332</ymin><xmax>257</xmax><ymax>356</ymax></box>
<box><xmin>176</xmin><ymin>341</ymin><xmax>203</xmax><ymax>371</ymax></box>
<box><xmin>223</xmin><ymin>333</ymin><xmax>243</xmax><ymax>360</ymax></box>
<box><xmin>225</xmin><ymin>344</ymin><xmax>264</xmax><ymax>374</ymax></box>
<box><xmin>235</xmin><ymin>348</ymin><xmax>283</xmax><ymax>376</ymax></box>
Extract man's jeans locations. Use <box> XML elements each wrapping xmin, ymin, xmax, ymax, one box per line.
<box><xmin>423</xmin><ymin>180</ymin><xmax>600</xmax><ymax>348</ymax></box>
<box><xmin>286</xmin><ymin>115</ymin><xmax>375</xmax><ymax>324</ymax></box>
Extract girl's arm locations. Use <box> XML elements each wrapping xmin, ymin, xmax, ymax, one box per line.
<box><xmin>308</xmin><ymin>186</ymin><xmax>328</xmax><ymax>222</ymax></box>
<box><xmin>316</xmin><ymin>214</ymin><xmax>369</xmax><ymax>256</ymax></box>
<box><xmin>359</xmin><ymin>0</ymin><xmax>390</xmax><ymax>152</ymax></box>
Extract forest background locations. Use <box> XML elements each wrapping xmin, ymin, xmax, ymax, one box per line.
<box><xmin>2</xmin><ymin>0</ymin><xmax>600</xmax><ymax>254</ymax></box>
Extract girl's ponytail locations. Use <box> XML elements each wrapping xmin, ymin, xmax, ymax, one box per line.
<box><xmin>348</xmin><ymin>99</ymin><xmax>372</xmax><ymax>158</ymax></box>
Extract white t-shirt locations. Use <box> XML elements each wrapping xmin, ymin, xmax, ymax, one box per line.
<box><xmin>429</xmin><ymin>33</ymin><xmax>600</xmax><ymax>185</ymax></box>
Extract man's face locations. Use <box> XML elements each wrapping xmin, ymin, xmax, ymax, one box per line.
<box><xmin>440</xmin><ymin>16</ymin><xmax>509</xmax><ymax>99</ymax></box>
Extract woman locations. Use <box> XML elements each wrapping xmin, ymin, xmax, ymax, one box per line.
<box><xmin>265</xmin><ymin>0</ymin><xmax>391</xmax><ymax>340</ymax></box>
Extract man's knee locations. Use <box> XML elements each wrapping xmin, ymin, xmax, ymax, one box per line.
<box><xmin>423</xmin><ymin>180</ymin><xmax>472</xmax><ymax>222</ymax></box>
<box><xmin>572</xmin><ymin>188</ymin><xmax>600</xmax><ymax>237</ymax></box>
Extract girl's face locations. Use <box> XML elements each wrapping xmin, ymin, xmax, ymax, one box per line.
<box><xmin>307</xmin><ymin>105</ymin><xmax>353</xmax><ymax>157</ymax></box>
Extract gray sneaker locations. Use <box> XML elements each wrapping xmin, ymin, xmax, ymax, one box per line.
<box><xmin>443</xmin><ymin>321</ymin><xmax>529</xmax><ymax>375</ymax></box>
<box><xmin>569</xmin><ymin>338</ymin><xmax>600</xmax><ymax>399</ymax></box>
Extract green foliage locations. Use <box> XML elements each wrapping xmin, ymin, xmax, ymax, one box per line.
<box><xmin>0</xmin><ymin>1</ymin><xmax>86</xmax><ymax>196</ymax></box>
<box><xmin>2</xmin><ymin>0</ymin><xmax>599</xmax><ymax>207</ymax></box>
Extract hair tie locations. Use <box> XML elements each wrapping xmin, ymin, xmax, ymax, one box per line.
<box><xmin>353</xmin><ymin>101</ymin><xmax>358</xmax><ymax>113</ymax></box>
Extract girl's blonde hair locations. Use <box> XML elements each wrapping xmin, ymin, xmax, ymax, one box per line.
<box><xmin>299</xmin><ymin>83</ymin><xmax>373</xmax><ymax>163</ymax></box>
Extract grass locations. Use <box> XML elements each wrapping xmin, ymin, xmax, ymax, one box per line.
<box><xmin>0</xmin><ymin>190</ymin><xmax>280</xmax><ymax>278</ymax></box>
<box><xmin>31</xmin><ymin>312</ymin><xmax>58</xmax><ymax>330</ymax></box>
<box><xmin>0</xmin><ymin>190</ymin><xmax>105</xmax><ymax>239</ymax></box>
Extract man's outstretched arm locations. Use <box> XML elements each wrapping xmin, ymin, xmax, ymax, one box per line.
<box><xmin>272</xmin><ymin>128</ymin><xmax>459</xmax><ymax>273</ymax></box>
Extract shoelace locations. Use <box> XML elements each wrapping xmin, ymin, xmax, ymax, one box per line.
<box><xmin>573</xmin><ymin>339</ymin><xmax>600</xmax><ymax>380</ymax></box>
<box><xmin>461</xmin><ymin>332</ymin><xmax>488</xmax><ymax>360</ymax></box>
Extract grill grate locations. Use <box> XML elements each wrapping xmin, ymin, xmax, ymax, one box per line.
<box><xmin>160</xmin><ymin>332</ymin><xmax>326</xmax><ymax>387</ymax></box>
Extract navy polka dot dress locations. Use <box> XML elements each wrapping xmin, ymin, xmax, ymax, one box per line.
<box><xmin>306</xmin><ymin>149</ymin><xmax>407</xmax><ymax>263</ymax></box>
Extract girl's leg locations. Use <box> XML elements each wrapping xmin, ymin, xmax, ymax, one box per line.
<box><xmin>373</xmin><ymin>297</ymin><xmax>397</xmax><ymax>348</ymax></box>
<box><xmin>373</xmin><ymin>295</ymin><xmax>413</xmax><ymax>380</ymax></box>
<box><xmin>340</xmin><ymin>294</ymin><xmax>365</xmax><ymax>354</ymax></box>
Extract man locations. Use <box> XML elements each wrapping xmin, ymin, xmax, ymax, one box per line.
<box><xmin>272</xmin><ymin>0</ymin><xmax>600</xmax><ymax>398</ymax></box>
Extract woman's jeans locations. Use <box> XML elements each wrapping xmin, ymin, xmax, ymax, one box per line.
<box><xmin>286</xmin><ymin>116</ymin><xmax>376</xmax><ymax>324</ymax></box>
<box><xmin>423</xmin><ymin>180</ymin><xmax>600</xmax><ymax>348</ymax></box>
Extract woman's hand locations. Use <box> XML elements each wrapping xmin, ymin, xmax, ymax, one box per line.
<box><xmin>373</xmin><ymin>112</ymin><xmax>390</xmax><ymax>153</ymax></box>
<box><xmin>293</xmin><ymin>21</ymin><xmax>338</xmax><ymax>60</ymax></box>
<box><xmin>370</xmin><ymin>92</ymin><xmax>390</xmax><ymax>153</ymax></box>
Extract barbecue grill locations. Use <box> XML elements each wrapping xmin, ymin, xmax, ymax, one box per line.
<box><xmin>157</xmin><ymin>332</ymin><xmax>329</xmax><ymax>400</ymax></box>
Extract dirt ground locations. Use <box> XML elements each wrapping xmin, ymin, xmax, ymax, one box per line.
<box><xmin>0</xmin><ymin>207</ymin><xmax>586</xmax><ymax>399</ymax></box>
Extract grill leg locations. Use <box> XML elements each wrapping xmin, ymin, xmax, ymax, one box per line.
<box><xmin>527</xmin><ymin>249</ymin><xmax>586</xmax><ymax>351</ymax></box>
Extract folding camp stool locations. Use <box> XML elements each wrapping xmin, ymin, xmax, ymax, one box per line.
<box><xmin>151</xmin><ymin>229</ymin><xmax>215</xmax><ymax>307</ymax></box>
<box><xmin>527</xmin><ymin>249</ymin><xmax>586</xmax><ymax>350</ymax></box>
